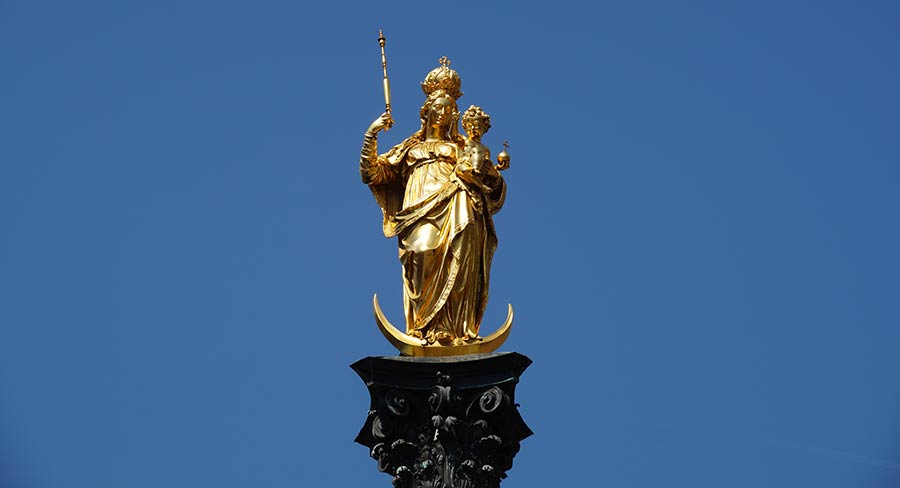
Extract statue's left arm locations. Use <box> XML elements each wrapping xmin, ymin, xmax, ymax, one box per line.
<box><xmin>481</xmin><ymin>166</ymin><xmax>506</xmax><ymax>214</ymax></box>
<box><xmin>453</xmin><ymin>148</ymin><xmax>506</xmax><ymax>213</ymax></box>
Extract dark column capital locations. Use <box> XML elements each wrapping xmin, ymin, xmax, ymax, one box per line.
<box><xmin>352</xmin><ymin>352</ymin><xmax>533</xmax><ymax>488</ymax></box>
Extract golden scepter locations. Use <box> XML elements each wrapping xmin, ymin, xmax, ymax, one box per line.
<box><xmin>377</xmin><ymin>30</ymin><xmax>393</xmax><ymax>130</ymax></box>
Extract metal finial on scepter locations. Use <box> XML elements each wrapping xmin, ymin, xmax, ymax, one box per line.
<box><xmin>378</xmin><ymin>30</ymin><xmax>391</xmax><ymax>117</ymax></box>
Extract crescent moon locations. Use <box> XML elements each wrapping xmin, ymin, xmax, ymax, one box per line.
<box><xmin>373</xmin><ymin>293</ymin><xmax>513</xmax><ymax>357</ymax></box>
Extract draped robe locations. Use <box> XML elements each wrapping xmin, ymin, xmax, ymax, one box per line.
<box><xmin>362</xmin><ymin>136</ymin><xmax>506</xmax><ymax>344</ymax></box>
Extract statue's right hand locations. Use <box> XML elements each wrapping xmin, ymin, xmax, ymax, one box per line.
<box><xmin>367</xmin><ymin>112</ymin><xmax>394</xmax><ymax>134</ymax></box>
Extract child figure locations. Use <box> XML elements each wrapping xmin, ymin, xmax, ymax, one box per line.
<box><xmin>459</xmin><ymin>105</ymin><xmax>493</xmax><ymax>175</ymax></box>
<box><xmin>455</xmin><ymin>105</ymin><xmax>509</xmax><ymax>209</ymax></box>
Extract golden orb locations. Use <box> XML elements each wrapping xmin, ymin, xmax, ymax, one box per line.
<box><xmin>496</xmin><ymin>149</ymin><xmax>510</xmax><ymax>170</ymax></box>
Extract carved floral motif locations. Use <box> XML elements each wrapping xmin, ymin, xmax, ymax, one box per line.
<box><xmin>355</xmin><ymin>358</ymin><xmax>531</xmax><ymax>488</ymax></box>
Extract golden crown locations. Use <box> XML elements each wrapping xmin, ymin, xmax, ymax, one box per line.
<box><xmin>421</xmin><ymin>56</ymin><xmax>463</xmax><ymax>100</ymax></box>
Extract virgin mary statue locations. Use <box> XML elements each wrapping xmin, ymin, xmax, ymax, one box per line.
<box><xmin>359</xmin><ymin>60</ymin><xmax>507</xmax><ymax>346</ymax></box>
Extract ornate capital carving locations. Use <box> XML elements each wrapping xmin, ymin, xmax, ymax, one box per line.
<box><xmin>352</xmin><ymin>353</ymin><xmax>532</xmax><ymax>488</ymax></box>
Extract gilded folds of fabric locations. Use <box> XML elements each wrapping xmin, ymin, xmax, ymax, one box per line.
<box><xmin>363</xmin><ymin>137</ymin><xmax>504</xmax><ymax>344</ymax></box>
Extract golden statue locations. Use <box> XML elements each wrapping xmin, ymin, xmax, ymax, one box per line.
<box><xmin>361</xmin><ymin>41</ymin><xmax>512</xmax><ymax>357</ymax></box>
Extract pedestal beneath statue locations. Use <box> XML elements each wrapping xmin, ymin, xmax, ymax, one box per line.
<box><xmin>352</xmin><ymin>352</ymin><xmax>532</xmax><ymax>488</ymax></box>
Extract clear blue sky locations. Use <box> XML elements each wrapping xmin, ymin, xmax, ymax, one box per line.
<box><xmin>2</xmin><ymin>1</ymin><xmax>899</xmax><ymax>487</ymax></box>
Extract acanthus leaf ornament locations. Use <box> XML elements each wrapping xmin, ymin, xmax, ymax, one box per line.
<box><xmin>352</xmin><ymin>355</ymin><xmax>533</xmax><ymax>488</ymax></box>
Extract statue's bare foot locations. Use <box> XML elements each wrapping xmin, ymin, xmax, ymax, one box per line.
<box><xmin>434</xmin><ymin>332</ymin><xmax>453</xmax><ymax>345</ymax></box>
<box><xmin>407</xmin><ymin>329</ymin><xmax>423</xmax><ymax>339</ymax></box>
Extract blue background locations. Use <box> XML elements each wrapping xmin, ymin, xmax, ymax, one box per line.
<box><xmin>2</xmin><ymin>1</ymin><xmax>899</xmax><ymax>486</ymax></box>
